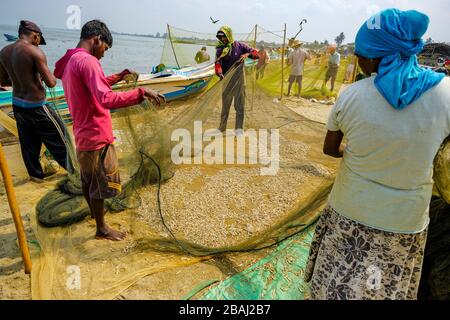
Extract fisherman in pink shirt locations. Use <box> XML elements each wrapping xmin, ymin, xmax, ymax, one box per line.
<box><xmin>54</xmin><ymin>20</ymin><xmax>165</xmax><ymax>241</ymax></box>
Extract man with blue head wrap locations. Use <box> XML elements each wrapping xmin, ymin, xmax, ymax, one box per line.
<box><xmin>305</xmin><ymin>8</ymin><xmax>450</xmax><ymax>300</ymax></box>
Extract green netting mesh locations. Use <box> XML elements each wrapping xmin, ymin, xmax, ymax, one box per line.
<box><xmin>434</xmin><ymin>137</ymin><xmax>450</xmax><ymax>204</ymax></box>
<box><xmin>161</xmin><ymin>25</ymin><xmax>258</xmax><ymax>69</ymax></box>
<box><xmin>30</xmin><ymin>25</ymin><xmax>346</xmax><ymax>300</ymax></box>
<box><xmin>254</xmin><ymin>26</ymin><xmax>352</xmax><ymax>100</ymax></box>
<box><xmin>201</xmin><ymin>224</ymin><xmax>317</xmax><ymax>300</ymax></box>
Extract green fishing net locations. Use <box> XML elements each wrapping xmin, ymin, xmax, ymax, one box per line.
<box><xmin>434</xmin><ymin>137</ymin><xmax>450</xmax><ymax>204</ymax></box>
<box><xmin>30</xmin><ymin>25</ymin><xmax>346</xmax><ymax>300</ymax></box>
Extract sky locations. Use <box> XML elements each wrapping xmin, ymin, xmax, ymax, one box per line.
<box><xmin>0</xmin><ymin>0</ymin><xmax>449</xmax><ymax>43</ymax></box>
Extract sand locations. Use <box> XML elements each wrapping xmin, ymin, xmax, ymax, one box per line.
<box><xmin>0</xmin><ymin>144</ymin><xmax>61</xmax><ymax>300</ymax></box>
<box><xmin>0</xmin><ymin>98</ymin><xmax>333</xmax><ymax>300</ymax></box>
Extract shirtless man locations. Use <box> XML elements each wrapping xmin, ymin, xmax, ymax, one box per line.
<box><xmin>0</xmin><ymin>20</ymin><xmax>69</xmax><ymax>181</ymax></box>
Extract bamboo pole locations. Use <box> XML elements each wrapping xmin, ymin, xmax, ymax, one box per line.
<box><xmin>252</xmin><ymin>24</ymin><xmax>258</xmax><ymax>109</ymax></box>
<box><xmin>0</xmin><ymin>142</ymin><xmax>32</xmax><ymax>274</ymax></box>
<box><xmin>280</xmin><ymin>23</ymin><xmax>287</xmax><ymax>101</ymax></box>
<box><xmin>167</xmin><ymin>24</ymin><xmax>180</xmax><ymax>69</ymax></box>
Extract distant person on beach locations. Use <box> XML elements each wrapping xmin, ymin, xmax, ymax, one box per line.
<box><xmin>0</xmin><ymin>20</ymin><xmax>70</xmax><ymax>183</ymax></box>
<box><xmin>54</xmin><ymin>20</ymin><xmax>165</xmax><ymax>241</ymax></box>
<box><xmin>323</xmin><ymin>44</ymin><xmax>340</xmax><ymax>92</ymax></box>
<box><xmin>215</xmin><ymin>26</ymin><xmax>259</xmax><ymax>136</ymax></box>
<box><xmin>256</xmin><ymin>46</ymin><xmax>270</xmax><ymax>80</ymax></box>
<box><xmin>195</xmin><ymin>47</ymin><xmax>211</xmax><ymax>64</ymax></box>
<box><xmin>305</xmin><ymin>8</ymin><xmax>450</xmax><ymax>300</ymax></box>
<box><xmin>286</xmin><ymin>40</ymin><xmax>310</xmax><ymax>98</ymax></box>
<box><xmin>344</xmin><ymin>62</ymin><xmax>355</xmax><ymax>83</ymax></box>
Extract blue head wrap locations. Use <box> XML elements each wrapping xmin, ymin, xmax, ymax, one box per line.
<box><xmin>355</xmin><ymin>8</ymin><xmax>445</xmax><ymax>109</ymax></box>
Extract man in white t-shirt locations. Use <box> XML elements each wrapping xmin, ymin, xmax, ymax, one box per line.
<box><xmin>286</xmin><ymin>40</ymin><xmax>310</xmax><ymax>98</ymax></box>
<box><xmin>323</xmin><ymin>45</ymin><xmax>341</xmax><ymax>92</ymax></box>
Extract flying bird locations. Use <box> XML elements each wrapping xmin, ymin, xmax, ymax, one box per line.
<box><xmin>210</xmin><ymin>17</ymin><xmax>220</xmax><ymax>24</ymax></box>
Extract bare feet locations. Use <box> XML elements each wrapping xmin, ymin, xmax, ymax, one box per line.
<box><xmin>95</xmin><ymin>226</ymin><xmax>127</xmax><ymax>241</ymax></box>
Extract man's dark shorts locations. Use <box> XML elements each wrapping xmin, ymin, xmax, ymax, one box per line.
<box><xmin>289</xmin><ymin>75</ymin><xmax>303</xmax><ymax>85</ymax></box>
<box><xmin>326</xmin><ymin>65</ymin><xmax>339</xmax><ymax>79</ymax></box>
<box><xmin>76</xmin><ymin>144</ymin><xmax>121</xmax><ymax>200</ymax></box>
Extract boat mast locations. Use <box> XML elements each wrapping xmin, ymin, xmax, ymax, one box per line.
<box><xmin>167</xmin><ymin>24</ymin><xmax>181</xmax><ymax>69</ymax></box>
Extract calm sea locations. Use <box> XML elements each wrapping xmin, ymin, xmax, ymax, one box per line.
<box><xmin>0</xmin><ymin>25</ymin><xmax>165</xmax><ymax>75</ymax></box>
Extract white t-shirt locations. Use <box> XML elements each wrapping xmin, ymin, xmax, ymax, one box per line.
<box><xmin>288</xmin><ymin>48</ymin><xmax>310</xmax><ymax>76</ymax></box>
<box><xmin>327</xmin><ymin>75</ymin><xmax>450</xmax><ymax>234</ymax></box>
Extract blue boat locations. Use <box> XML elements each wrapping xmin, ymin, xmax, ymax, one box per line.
<box><xmin>0</xmin><ymin>63</ymin><xmax>215</xmax><ymax>126</ymax></box>
<box><xmin>4</xmin><ymin>33</ymin><xmax>18</xmax><ymax>42</ymax></box>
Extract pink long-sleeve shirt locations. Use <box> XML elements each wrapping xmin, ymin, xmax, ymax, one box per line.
<box><xmin>55</xmin><ymin>48</ymin><xmax>145</xmax><ymax>151</ymax></box>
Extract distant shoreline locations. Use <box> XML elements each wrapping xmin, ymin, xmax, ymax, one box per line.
<box><xmin>0</xmin><ymin>24</ymin><xmax>166</xmax><ymax>39</ymax></box>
